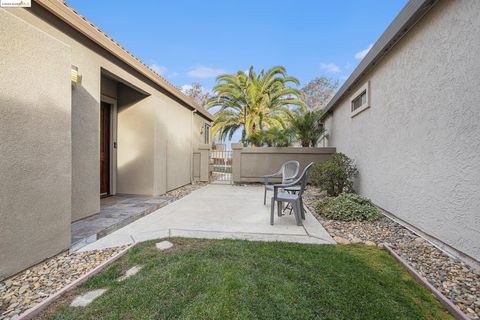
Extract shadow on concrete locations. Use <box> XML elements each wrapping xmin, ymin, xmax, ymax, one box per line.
<box><xmin>70</xmin><ymin>193</ymin><xmax>174</xmax><ymax>251</ymax></box>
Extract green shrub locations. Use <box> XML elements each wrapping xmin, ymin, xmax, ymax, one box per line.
<box><xmin>246</xmin><ymin>128</ymin><xmax>294</xmax><ymax>147</ymax></box>
<box><xmin>316</xmin><ymin>193</ymin><xmax>380</xmax><ymax>221</ymax></box>
<box><xmin>310</xmin><ymin>152</ymin><xmax>358</xmax><ymax>196</ymax></box>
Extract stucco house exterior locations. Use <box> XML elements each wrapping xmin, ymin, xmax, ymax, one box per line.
<box><xmin>322</xmin><ymin>0</ymin><xmax>480</xmax><ymax>267</ymax></box>
<box><xmin>0</xmin><ymin>0</ymin><xmax>213</xmax><ymax>280</ymax></box>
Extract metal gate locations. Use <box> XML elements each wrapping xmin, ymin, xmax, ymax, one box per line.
<box><xmin>210</xmin><ymin>148</ymin><xmax>232</xmax><ymax>184</ymax></box>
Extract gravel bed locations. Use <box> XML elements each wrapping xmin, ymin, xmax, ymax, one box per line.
<box><xmin>166</xmin><ymin>182</ymin><xmax>207</xmax><ymax>200</ymax></box>
<box><xmin>304</xmin><ymin>187</ymin><xmax>480</xmax><ymax>319</ymax></box>
<box><xmin>0</xmin><ymin>247</ymin><xmax>126</xmax><ymax>320</ymax></box>
<box><xmin>0</xmin><ymin>183</ymin><xmax>206</xmax><ymax>320</ymax></box>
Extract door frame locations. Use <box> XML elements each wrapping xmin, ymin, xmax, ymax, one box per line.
<box><xmin>101</xmin><ymin>95</ymin><xmax>117</xmax><ymax>196</ymax></box>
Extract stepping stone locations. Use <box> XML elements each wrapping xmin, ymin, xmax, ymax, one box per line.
<box><xmin>117</xmin><ymin>265</ymin><xmax>142</xmax><ymax>282</ymax></box>
<box><xmin>70</xmin><ymin>289</ymin><xmax>107</xmax><ymax>307</ymax></box>
<box><xmin>155</xmin><ymin>240</ymin><xmax>173</xmax><ymax>251</ymax></box>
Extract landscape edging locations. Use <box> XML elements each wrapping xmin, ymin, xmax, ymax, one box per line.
<box><xmin>381</xmin><ymin>244</ymin><xmax>470</xmax><ymax>320</ymax></box>
<box><xmin>17</xmin><ymin>245</ymin><xmax>132</xmax><ymax>320</ymax></box>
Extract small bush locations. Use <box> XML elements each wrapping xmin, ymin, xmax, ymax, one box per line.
<box><xmin>316</xmin><ymin>193</ymin><xmax>380</xmax><ymax>221</ymax></box>
<box><xmin>310</xmin><ymin>152</ymin><xmax>358</xmax><ymax>196</ymax></box>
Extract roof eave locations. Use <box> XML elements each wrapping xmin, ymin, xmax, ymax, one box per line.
<box><xmin>321</xmin><ymin>0</ymin><xmax>438</xmax><ymax>120</ymax></box>
<box><xmin>34</xmin><ymin>0</ymin><xmax>214</xmax><ymax>122</ymax></box>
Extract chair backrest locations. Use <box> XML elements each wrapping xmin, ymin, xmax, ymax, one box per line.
<box><xmin>281</xmin><ymin>161</ymin><xmax>300</xmax><ymax>184</ymax></box>
<box><xmin>297</xmin><ymin>162</ymin><xmax>315</xmax><ymax>197</ymax></box>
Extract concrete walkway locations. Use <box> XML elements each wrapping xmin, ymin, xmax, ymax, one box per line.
<box><xmin>78</xmin><ymin>184</ymin><xmax>335</xmax><ymax>251</ymax></box>
<box><xmin>71</xmin><ymin>194</ymin><xmax>173</xmax><ymax>251</ymax></box>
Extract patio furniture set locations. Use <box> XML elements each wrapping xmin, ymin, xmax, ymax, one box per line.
<box><xmin>263</xmin><ymin>161</ymin><xmax>314</xmax><ymax>226</ymax></box>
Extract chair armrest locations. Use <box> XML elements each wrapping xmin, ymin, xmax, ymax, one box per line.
<box><xmin>263</xmin><ymin>172</ymin><xmax>282</xmax><ymax>179</ymax></box>
<box><xmin>263</xmin><ymin>171</ymin><xmax>282</xmax><ymax>184</ymax></box>
<box><xmin>272</xmin><ymin>177</ymin><xmax>302</xmax><ymax>190</ymax></box>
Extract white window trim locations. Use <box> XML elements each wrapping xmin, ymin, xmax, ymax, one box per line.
<box><xmin>350</xmin><ymin>81</ymin><xmax>370</xmax><ymax>118</ymax></box>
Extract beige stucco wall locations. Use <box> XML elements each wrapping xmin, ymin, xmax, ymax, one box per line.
<box><xmin>117</xmin><ymin>90</ymin><xmax>156</xmax><ymax>195</ymax></box>
<box><xmin>5</xmin><ymin>4</ymin><xmax>211</xmax><ymax>222</ymax></box>
<box><xmin>70</xmin><ymin>56</ymin><xmax>101</xmax><ymax>221</ymax></box>
<box><xmin>232</xmin><ymin>145</ymin><xmax>336</xmax><ymax>183</ymax></box>
<box><xmin>324</xmin><ymin>0</ymin><xmax>480</xmax><ymax>262</ymax></box>
<box><xmin>192</xmin><ymin>115</ymin><xmax>211</xmax><ymax>181</ymax></box>
<box><xmin>101</xmin><ymin>75</ymin><xmax>118</xmax><ymax>99</ymax></box>
<box><xmin>165</xmin><ymin>102</ymin><xmax>192</xmax><ymax>190</ymax></box>
<box><xmin>193</xmin><ymin>144</ymin><xmax>211</xmax><ymax>182</ymax></box>
<box><xmin>0</xmin><ymin>9</ymin><xmax>72</xmax><ymax>279</ymax></box>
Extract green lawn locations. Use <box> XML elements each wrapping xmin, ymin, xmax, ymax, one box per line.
<box><xmin>43</xmin><ymin>238</ymin><xmax>452</xmax><ymax>320</ymax></box>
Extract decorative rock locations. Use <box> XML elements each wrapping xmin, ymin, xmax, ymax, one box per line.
<box><xmin>166</xmin><ymin>182</ymin><xmax>207</xmax><ymax>200</ymax></box>
<box><xmin>117</xmin><ymin>266</ymin><xmax>143</xmax><ymax>282</ymax></box>
<box><xmin>70</xmin><ymin>289</ymin><xmax>107</xmax><ymax>307</ymax></box>
<box><xmin>5</xmin><ymin>280</ymin><xmax>12</xmax><ymax>289</ymax></box>
<box><xmin>414</xmin><ymin>237</ymin><xmax>425</xmax><ymax>244</ymax></box>
<box><xmin>365</xmin><ymin>240</ymin><xmax>376</xmax><ymax>247</ymax></box>
<box><xmin>351</xmin><ymin>237</ymin><xmax>363</xmax><ymax>244</ymax></box>
<box><xmin>156</xmin><ymin>241</ymin><xmax>174</xmax><ymax>251</ymax></box>
<box><xmin>18</xmin><ymin>285</ymin><xmax>29</xmax><ymax>294</ymax></box>
<box><xmin>0</xmin><ymin>246</ymin><xmax>126</xmax><ymax>318</ymax></box>
<box><xmin>333</xmin><ymin>236</ymin><xmax>350</xmax><ymax>245</ymax></box>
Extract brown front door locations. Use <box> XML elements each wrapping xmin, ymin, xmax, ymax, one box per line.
<box><xmin>100</xmin><ymin>102</ymin><xmax>111</xmax><ymax>196</ymax></box>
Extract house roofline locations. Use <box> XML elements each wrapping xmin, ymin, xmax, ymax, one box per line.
<box><xmin>321</xmin><ymin>0</ymin><xmax>438</xmax><ymax>119</ymax></box>
<box><xmin>34</xmin><ymin>0</ymin><xmax>214</xmax><ymax>121</ymax></box>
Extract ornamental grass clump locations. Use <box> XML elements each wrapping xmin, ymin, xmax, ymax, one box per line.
<box><xmin>316</xmin><ymin>193</ymin><xmax>381</xmax><ymax>221</ymax></box>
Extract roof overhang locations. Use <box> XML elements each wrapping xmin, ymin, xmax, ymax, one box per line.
<box><xmin>321</xmin><ymin>0</ymin><xmax>438</xmax><ymax>120</ymax></box>
<box><xmin>34</xmin><ymin>0</ymin><xmax>214</xmax><ymax>121</ymax></box>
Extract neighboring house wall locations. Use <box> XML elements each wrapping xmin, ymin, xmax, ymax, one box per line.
<box><xmin>117</xmin><ymin>91</ymin><xmax>156</xmax><ymax>195</ymax></box>
<box><xmin>324</xmin><ymin>0</ymin><xmax>480</xmax><ymax>262</ymax></box>
<box><xmin>192</xmin><ymin>115</ymin><xmax>211</xmax><ymax>181</ymax></box>
<box><xmin>0</xmin><ymin>3</ymin><xmax>211</xmax><ymax>279</ymax></box>
<box><xmin>0</xmin><ymin>9</ymin><xmax>72</xmax><ymax>279</ymax></box>
<box><xmin>6</xmin><ymin>3</ymin><xmax>211</xmax><ymax>220</ymax></box>
<box><xmin>165</xmin><ymin>97</ymin><xmax>194</xmax><ymax>191</ymax></box>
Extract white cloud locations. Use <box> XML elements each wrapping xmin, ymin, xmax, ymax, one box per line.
<box><xmin>320</xmin><ymin>63</ymin><xmax>341</xmax><ymax>73</ymax></box>
<box><xmin>187</xmin><ymin>66</ymin><xmax>226</xmax><ymax>78</ymax></box>
<box><xmin>180</xmin><ymin>84</ymin><xmax>193</xmax><ymax>93</ymax></box>
<box><xmin>149</xmin><ymin>64</ymin><xmax>167</xmax><ymax>75</ymax></box>
<box><xmin>355</xmin><ymin>44</ymin><xmax>373</xmax><ymax>60</ymax></box>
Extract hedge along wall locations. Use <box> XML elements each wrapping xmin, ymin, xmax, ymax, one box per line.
<box><xmin>231</xmin><ymin>143</ymin><xmax>336</xmax><ymax>183</ymax></box>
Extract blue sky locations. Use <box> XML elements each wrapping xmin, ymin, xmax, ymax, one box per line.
<box><xmin>66</xmin><ymin>0</ymin><xmax>407</xmax><ymax>92</ymax></box>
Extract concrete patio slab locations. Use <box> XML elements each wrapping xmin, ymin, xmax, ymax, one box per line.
<box><xmin>78</xmin><ymin>184</ymin><xmax>335</xmax><ymax>251</ymax></box>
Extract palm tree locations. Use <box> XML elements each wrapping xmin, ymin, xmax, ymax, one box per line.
<box><xmin>207</xmin><ymin>66</ymin><xmax>305</xmax><ymax>143</ymax></box>
<box><xmin>246</xmin><ymin>127</ymin><xmax>294</xmax><ymax>147</ymax></box>
<box><xmin>289</xmin><ymin>109</ymin><xmax>326</xmax><ymax>147</ymax></box>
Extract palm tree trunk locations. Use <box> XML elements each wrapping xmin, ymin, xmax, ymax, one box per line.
<box><xmin>243</xmin><ymin>108</ymin><xmax>247</xmax><ymax>146</ymax></box>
